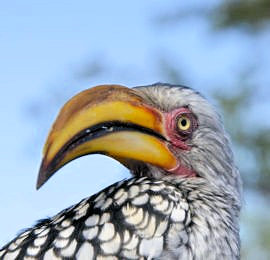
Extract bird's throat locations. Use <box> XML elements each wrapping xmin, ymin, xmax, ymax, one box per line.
<box><xmin>168</xmin><ymin>163</ymin><xmax>197</xmax><ymax>178</ymax></box>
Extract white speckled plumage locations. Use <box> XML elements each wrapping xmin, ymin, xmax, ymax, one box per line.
<box><xmin>0</xmin><ymin>83</ymin><xmax>242</xmax><ymax>259</ymax></box>
<box><xmin>1</xmin><ymin>177</ymin><xmax>241</xmax><ymax>259</ymax></box>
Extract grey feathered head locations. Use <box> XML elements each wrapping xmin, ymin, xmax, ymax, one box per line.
<box><xmin>135</xmin><ymin>83</ymin><xmax>242</xmax><ymax>205</ymax></box>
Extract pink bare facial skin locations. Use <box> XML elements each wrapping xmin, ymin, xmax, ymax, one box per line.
<box><xmin>164</xmin><ymin>107</ymin><xmax>198</xmax><ymax>177</ymax></box>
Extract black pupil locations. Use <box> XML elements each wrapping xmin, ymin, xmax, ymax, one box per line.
<box><xmin>181</xmin><ymin>118</ymin><xmax>187</xmax><ymax>126</ymax></box>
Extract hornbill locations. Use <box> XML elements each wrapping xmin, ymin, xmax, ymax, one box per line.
<box><xmin>0</xmin><ymin>83</ymin><xmax>242</xmax><ymax>259</ymax></box>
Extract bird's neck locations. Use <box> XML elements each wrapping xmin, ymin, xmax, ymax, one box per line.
<box><xmin>165</xmin><ymin>176</ymin><xmax>241</xmax><ymax>259</ymax></box>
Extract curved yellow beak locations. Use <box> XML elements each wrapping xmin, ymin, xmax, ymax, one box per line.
<box><xmin>37</xmin><ymin>85</ymin><xmax>178</xmax><ymax>189</ymax></box>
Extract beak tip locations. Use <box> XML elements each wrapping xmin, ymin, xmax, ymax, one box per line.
<box><xmin>36</xmin><ymin>177</ymin><xmax>43</xmax><ymax>190</ymax></box>
<box><xmin>36</xmin><ymin>171</ymin><xmax>45</xmax><ymax>190</ymax></box>
<box><xmin>36</xmin><ymin>161</ymin><xmax>50</xmax><ymax>190</ymax></box>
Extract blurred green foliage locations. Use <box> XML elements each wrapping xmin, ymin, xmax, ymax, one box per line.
<box><xmin>157</xmin><ymin>0</ymin><xmax>270</xmax><ymax>33</ymax></box>
<box><xmin>214</xmin><ymin>0</ymin><xmax>270</xmax><ymax>31</ymax></box>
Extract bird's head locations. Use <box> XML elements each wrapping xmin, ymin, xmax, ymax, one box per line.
<box><xmin>38</xmin><ymin>83</ymin><xmax>241</xmax><ymax>201</ymax></box>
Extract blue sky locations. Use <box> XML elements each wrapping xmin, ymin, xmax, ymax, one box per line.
<box><xmin>0</xmin><ymin>0</ymin><xmax>269</xmax><ymax>249</ymax></box>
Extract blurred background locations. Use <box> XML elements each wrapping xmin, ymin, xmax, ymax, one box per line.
<box><xmin>0</xmin><ymin>0</ymin><xmax>269</xmax><ymax>258</ymax></box>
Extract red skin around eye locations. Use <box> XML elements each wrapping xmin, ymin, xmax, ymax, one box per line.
<box><xmin>164</xmin><ymin>107</ymin><xmax>198</xmax><ymax>177</ymax></box>
<box><xmin>164</xmin><ymin>107</ymin><xmax>193</xmax><ymax>151</ymax></box>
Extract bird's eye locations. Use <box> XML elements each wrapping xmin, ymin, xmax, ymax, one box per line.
<box><xmin>177</xmin><ymin>115</ymin><xmax>191</xmax><ymax>131</ymax></box>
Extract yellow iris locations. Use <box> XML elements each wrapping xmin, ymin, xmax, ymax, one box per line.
<box><xmin>177</xmin><ymin>115</ymin><xmax>191</xmax><ymax>131</ymax></box>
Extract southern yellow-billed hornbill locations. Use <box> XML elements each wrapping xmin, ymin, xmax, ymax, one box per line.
<box><xmin>0</xmin><ymin>84</ymin><xmax>242</xmax><ymax>259</ymax></box>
